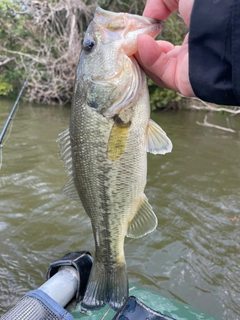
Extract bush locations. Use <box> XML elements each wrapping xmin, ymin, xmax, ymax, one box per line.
<box><xmin>0</xmin><ymin>77</ymin><xmax>13</xmax><ymax>95</ymax></box>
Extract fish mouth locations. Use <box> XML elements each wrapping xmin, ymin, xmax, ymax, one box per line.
<box><xmin>122</xmin><ymin>18</ymin><xmax>162</xmax><ymax>56</ymax></box>
<box><xmin>95</xmin><ymin>7</ymin><xmax>162</xmax><ymax>57</ymax></box>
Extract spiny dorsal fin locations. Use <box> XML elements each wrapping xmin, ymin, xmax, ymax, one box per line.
<box><xmin>126</xmin><ymin>195</ymin><xmax>157</xmax><ymax>238</ymax></box>
<box><xmin>147</xmin><ymin>119</ymin><xmax>173</xmax><ymax>155</ymax></box>
<box><xmin>57</xmin><ymin>128</ymin><xmax>81</xmax><ymax>204</ymax></box>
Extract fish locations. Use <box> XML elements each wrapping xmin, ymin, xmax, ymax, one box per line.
<box><xmin>58</xmin><ymin>7</ymin><xmax>172</xmax><ymax>311</ymax></box>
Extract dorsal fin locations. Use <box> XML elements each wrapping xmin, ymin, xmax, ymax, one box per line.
<box><xmin>57</xmin><ymin>128</ymin><xmax>81</xmax><ymax>204</ymax></box>
<box><xmin>126</xmin><ymin>195</ymin><xmax>157</xmax><ymax>238</ymax></box>
<box><xmin>62</xmin><ymin>177</ymin><xmax>82</xmax><ymax>204</ymax></box>
<box><xmin>147</xmin><ymin>119</ymin><xmax>172</xmax><ymax>155</ymax></box>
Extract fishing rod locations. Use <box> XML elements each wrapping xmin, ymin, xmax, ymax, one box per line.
<box><xmin>0</xmin><ymin>79</ymin><xmax>28</xmax><ymax>145</ymax></box>
<box><xmin>0</xmin><ymin>79</ymin><xmax>28</xmax><ymax>169</ymax></box>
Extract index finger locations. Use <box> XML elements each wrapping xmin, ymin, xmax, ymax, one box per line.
<box><xmin>143</xmin><ymin>0</ymin><xmax>178</xmax><ymax>21</ymax></box>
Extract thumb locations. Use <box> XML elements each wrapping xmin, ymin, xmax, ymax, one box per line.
<box><xmin>136</xmin><ymin>34</ymin><xmax>178</xmax><ymax>91</ymax></box>
<box><xmin>136</xmin><ymin>34</ymin><xmax>164</xmax><ymax>70</ymax></box>
<box><xmin>179</xmin><ymin>0</ymin><xmax>194</xmax><ymax>26</ymax></box>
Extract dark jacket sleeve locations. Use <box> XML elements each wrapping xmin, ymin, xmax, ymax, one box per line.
<box><xmin>189</xmin><ymin>0</ymin><xmax>240</xmax><ymax>106</ymax></box>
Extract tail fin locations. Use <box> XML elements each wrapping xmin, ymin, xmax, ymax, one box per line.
<box><xmin>81</xmin><ymin>260</ymin><xmax>128</xmax><ymax>311</ymax></box>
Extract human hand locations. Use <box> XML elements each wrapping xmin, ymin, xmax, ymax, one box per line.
<box><xmin>136</xmin><ymin>0</ymin><xmax>195</xmax><ymax>97</ymax></box>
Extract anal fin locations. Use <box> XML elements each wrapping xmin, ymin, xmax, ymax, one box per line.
<box><xmin>126</xmin><ymin>195</ymin><xmax>157</xmax><ymax>238</ymax></box>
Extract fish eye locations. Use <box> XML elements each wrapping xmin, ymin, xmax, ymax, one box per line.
<box><xmin>83</xmin><ymin>37</ymin><xmax>95</xmax><ymax>52</ymax></box>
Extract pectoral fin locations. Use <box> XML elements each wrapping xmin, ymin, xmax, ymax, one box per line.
<box><xmin>107</xmin><ymin>118</ymin><xmax>131</xmax><ymax>161</ymax></box>
<box><xmin>126</xmin><ymin>195</ymin><xmax>157</xmax><ymax>238</ymax></box>
<box><xmin>147</xmin><ymin>119</ymin><xmax>172</xmax><ymax>155</ymax></box>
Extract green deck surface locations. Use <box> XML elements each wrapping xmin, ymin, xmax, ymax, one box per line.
<box><xmin>70</xmin><ymin>286</ymin><xmax>220</xmax><ymax>320</ymax></box>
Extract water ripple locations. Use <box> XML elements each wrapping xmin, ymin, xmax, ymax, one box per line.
<box><xmin>1</xmin><ymin>107</ymin><xmax>240</xmax><ymax>319</ymax></box>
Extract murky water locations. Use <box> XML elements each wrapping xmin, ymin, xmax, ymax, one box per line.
<box><xmin>0</xmin><ymin>99</ymin><xmax>240</xmax><ymax>319</ymax></box>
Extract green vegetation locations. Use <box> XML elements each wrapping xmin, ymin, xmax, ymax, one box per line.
<box><xmin>0</xmin><ymin>77</ymin><xmax>13</xmax><ymax>96</ymax></box>
<box><xmin>0</xmin><ymin>0</ymin><xmax>24</xmax><ymax>97</ymax></box>
<box><xmin>0</xmin><ymin>0</ymin><xmax>186</xmax><ymax>109</ymax></box>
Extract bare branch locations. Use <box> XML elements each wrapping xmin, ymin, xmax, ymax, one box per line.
<box><xmin>191</xmin><ymin>103</ymin><xmax>240</xmax><ymax>115</ymax></box>
<box><xmin>196</xmin><ymin>115</ymin><xmax>237</xmax><ymax>133</ymax></box>
<box><xmin>1</xmin><ymin>48</ymin><xmax>45</xmax><ymax>64</ymax></box>
<box><xmin>184</xmin><ymin>95</ymin><xmax>240</xmax><ymax>115</ymax></box>
<box><xmin>6</xmin><ymin>4</ymin><xmax>27</xmax><ymax>16</ymax></box>
<box><xmin>0</xmin><ymin>57</ymin><xmax>16</xmax><ymax>66</ymax></box>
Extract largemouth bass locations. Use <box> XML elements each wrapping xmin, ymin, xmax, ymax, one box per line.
<box><xmin>58</xmin><ymin>7</ymin><xmax>172</xmax><ymax>311</ymax></box>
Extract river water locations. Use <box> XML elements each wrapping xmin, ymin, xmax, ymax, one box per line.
<box><xmin>0</xmin><ymin>99</ymin><xmax>240</xmax><ymax>319</ymax></box>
